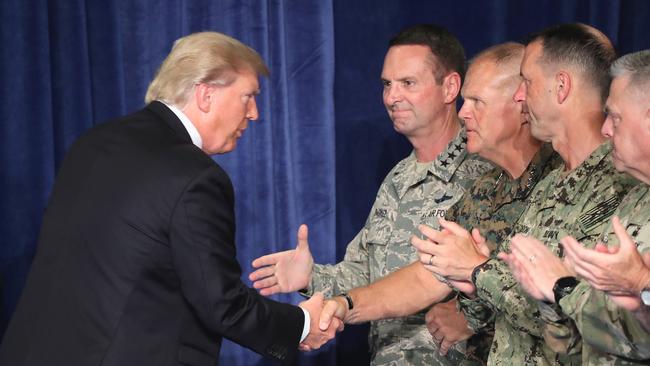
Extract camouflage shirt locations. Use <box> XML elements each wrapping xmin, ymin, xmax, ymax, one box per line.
<box><xmin>449</xmin><ymin>143</ymin><xmax>561</xmax><ymax>365</ymax></box>
<box><xmin>307</xmin><ymin>129</ymin><xmax>492</xmax><ymax>366</ymax></box>
<box><xmin>470</xmin><ymin>142</ymin><xmax>638</xmax><ymax>366</ymax></box>
<box><xmin>541</xmin><ymin>183</ymin><xmax>650</xmax><ymax>365</ymax></box>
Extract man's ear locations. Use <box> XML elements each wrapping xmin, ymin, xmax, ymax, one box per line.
<box><xmin>556</xmin><ymin>71</ymin><xmax>572</xmax><ymax>104</ymax></box>
<box><xmin>443</xmin><ymin>72</ymin><xmax>461</xmax><ymax>104</ymax></box>
<box><xmin>194</xmin><ymin>83</ymin><xmax>214</xmax><ymax>113</ymax></box>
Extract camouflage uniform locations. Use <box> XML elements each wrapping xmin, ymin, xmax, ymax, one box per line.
<box><xmin>540</xmin><ymin>183</ymin><xmax>650</xmax><ymax>365</ymax></box>
<box><xmin>305</xmin><ymin>129</ymin><xmax>492</xmax><ymax>366</ymax></box>
<box><xmin>448</xmin><ymin>143</ymin><xmax>561</xmax><ymax>366</ymax></box>
<box><xmin>468</xmin><ymin>142</ymin><xmax>638</xmax><ymax>366</ymax></box>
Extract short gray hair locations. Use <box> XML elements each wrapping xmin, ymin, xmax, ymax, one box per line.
<box><xmin>469</xmin><ymin>42</ymin><xmax>524</xmax><ymax>67</ymax></box>
<box><xmin>611</xmin><ymin>50</ymin><xmax>650</xmax><ymax>93</ymax></box>
<box><xmin>145</xmin><ymin>32</ymin><xmax>269</xmax><ymax>106</ymax></box>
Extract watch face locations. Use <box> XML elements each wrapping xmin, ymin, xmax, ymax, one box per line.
<box><xmin>553</xmin><ymin>276</ymin><xmax>579</xmax><ymax>305</ymax></box>
<box><xmin>641</xmin><ymin>290</ymin><xmax>650</xmax><ymax>306</ymax></box>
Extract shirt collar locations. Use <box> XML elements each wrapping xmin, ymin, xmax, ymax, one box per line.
<box><xmin>161</xmin><ymin>101</ymin><xmax>203</xmax><ymax>149</ymax></box>
<box><xmin>391</xmin><ymin>128</ymin><xmax>469</xmax><ymax>199</ymax></box>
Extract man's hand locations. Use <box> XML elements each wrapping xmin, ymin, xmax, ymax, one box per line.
<box><xmin>298</xmin><ymin>292</ymin><xmax>343</xmax><ymax>351</ymax></box>
<box><xmin>562</xmin><ymin>216</ymin><xmax>650</xmax><ymax>296</ymax></box>
<box><xmin>425</xmin><ymin>299</ymin><xmax>473</xmax><ymax>356</ymax></box>
<box><xmin>318</xmin><ymin>297</ymin><xmax>349</xmax><ymax>328</ymax></box>
<box><xmin>249</xmin><ymin>224</ymin><xmax>314</xmax><ymax>296</ymax></box>
<box><xmin>411</xmin><ymin>219</ymin><xmax>488</xmax><ymax>282</ymax></box>
<box><xmin>499</xmin><ymin>234</ymin><xmax>574</xmax><ymax>302</ymax></box>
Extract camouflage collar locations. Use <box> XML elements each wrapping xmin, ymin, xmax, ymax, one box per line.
<box><xmin>551</xmin><ymin>142</ymin><xmax>612</xmax><ymax>205</ymax></box>
<box><xmin>391</xmin><ymin>129</ymin><xmax>468</xmax><ymax>198</ymax></box>
<box><xmin>496</xmin><ymin>143</ymin><xmax>559</xmax><ymax>202</ymax></box>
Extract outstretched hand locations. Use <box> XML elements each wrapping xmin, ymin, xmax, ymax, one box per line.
<box><xmin>249</xmin><ymin>225</ymin><xmax>314</xmax><ymax>296</ymax></box>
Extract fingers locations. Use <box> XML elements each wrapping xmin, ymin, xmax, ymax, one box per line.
<box><xmin>248</xmin><ymin>265</ymin><xmax>275</xmax><ymax>282</ymax></box>
<box><xmin>612</xmin><ymin>216</ymin><xmax>636</xmax><ymax>252</ymax></box>
<box><xmin>418</xmin><ymin>224</ymin><xmax>445</xmax><ymax>244</ymax></box>
<box><xmin>251</xmin><ymin>275</ymin><xmax>277</xmax><ymax>290</ymax></box>
<box><xmin>259</xmin><ymin>285</ymin><xmax>282</xmax><ymax>296</ymax></box>
<box><xmin>439</xmin><ymin>338</ymin><xmax>453</xmax><ymax>356</ymax></box>
<box><xmin>251</xmin><ymin>251</ymin><xmax>284</xmax><ymax>268</ymax></box>
<box><xmin>296</xmin><ymin>224</ymin><xmax>310</xmax><ymax>250</ymax></box>
<box><xmin>438</xmin><ymin>218</ymin><xmax>469</xmax><ymax>238</ymax></box>
<box><xmin>411</xmin><ymin>235</ymin><xmax>441</xmax><ymax>257</ymax></box>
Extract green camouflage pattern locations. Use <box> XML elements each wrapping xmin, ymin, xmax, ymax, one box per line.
<box><xmin>449</xmin><ymin>143</ymin><xmax>561</xmax><ymax>365</ymax></box>
<box><xmin>472</xmin><ymin>142</ymin><xmax>638</xmax><ymax>366</ymax></box>
<box><xmin>542</xmin><ymin>183</ymin><xmax>650</xmax><ymax>365</ymax></box>
<box><xmin>307</xmin><ymin>129</ymin><xmax>492</xmax><ymax>365</ymax></box>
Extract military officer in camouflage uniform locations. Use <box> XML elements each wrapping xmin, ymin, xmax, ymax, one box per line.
<box><xmin>502</xmin><ymin>50</ymin><xmax>650</xmax><ymax>365</ymax></box>
<box><xmin>312</xmin><ymin>42</ymin><xmax>561</xmax><ymax>366</ymax></box>
<box><xmin>249</xmin><ymin>24</ymin><xmax>491</xmax><ymax>365</ymax></box>
<box><xmin>411</xmin><ymin>24</ymin><xmax>638</xmax><ymax>365</ymax></box>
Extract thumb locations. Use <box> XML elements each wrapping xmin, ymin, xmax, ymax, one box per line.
<box><xmin>471</xmin><ymin>228</ymin><xmax>490</xmax><ymax>257</ymax></box>
<box><xmin>297</xmin><ymin>224</ymin><xmax>310</xmax><ymax>251</ymax></box>
<box><xmin>471</xmin><ymin>228</ymin><xmax>485</xmax><ymax>245</ymax></box>
<box><xmin>612</xmin><ymin>216</ymin><xmax>635</xmax><ymax>253</ymax></box>
<box><xmin>319</xmin><ymin>300</ymin><xmax>341</xmax><ymax>330</ymax></box>
<box><xmin>642</xmin><ymin>252</ymin><xmax>650</xmax><ymax>267</ymax></box>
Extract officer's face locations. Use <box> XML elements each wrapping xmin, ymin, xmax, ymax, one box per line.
<box><xmin>459</xmin><ymin>59</ymin><xmax>526</xmax><ymax>159</ymax></box>
<box><xmin>602</xmin><ymin>75</ymin><xmax>650</xmax><ymax>184</ymax></box>
<box><xmin>198</xmin><ymin>70</ymin><xmax>260</xmax><ymax>154</ymax></box>
<box><xmin>513</xmin><ymin>41</ymin><xmax>557</xmax><ymax>142</ymax></box>
<box><xmin>381</xmin><ymin>45</ymin><xmax>449</xmax><ymax>138</ymax></box>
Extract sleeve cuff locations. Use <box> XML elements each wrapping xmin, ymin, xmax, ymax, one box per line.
<box><xmin>300</xmin><ymin>307</ymin><xmax>310</xmax><ymax>342</ymax></box>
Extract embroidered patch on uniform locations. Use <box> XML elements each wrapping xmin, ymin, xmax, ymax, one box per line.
<box><xmin>375</xmin><ymin>208</ymin><xmax>388</xmax><ymax>218</ymax></box>
<box><xmin>423</xmin><ymin>209</ymin><xmax>446</xmax><ymax>218</ymax></box>
<box><xmin>434</xmin><ymin>193</ymin><xmax>453</xmax><ymax>204</ymax></box>
<box><xmin>543</xmin><ymin>230</ymin><xmax>559</xmax><ymax>240</ymax></box>
<box><xmin>579</xmin><ymin>195</ymin><xmax>622</xmax><ymax>232</ymax></box>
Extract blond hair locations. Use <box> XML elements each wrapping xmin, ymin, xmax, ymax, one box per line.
<box><xmin>145</xmin><ymin>32</ymin><xmax>269</xmax><ymax>106</ymax></box>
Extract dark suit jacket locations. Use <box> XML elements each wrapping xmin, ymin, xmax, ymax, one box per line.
<box><xmin>0</xmin><ymin>102</ymin><xmax>304</xmax><ymax>365</ymax></box>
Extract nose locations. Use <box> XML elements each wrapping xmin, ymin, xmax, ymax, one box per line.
<box><xmin>513</xmin><ymin>80</ymin><xmax>526</xmax><ymax>103</ymax></box>
<box><xmin>246</xmin><ymin>96</ymin><xmax>259</xmax><ymax>121</ymax></box>
<box><xmin>458</xmin><ymin>101</ymin><xmax>471</xmax><ymax>122</ymax></box>
<box><xmin>384</xmin><ymin>83</ymin><xmax>402</xmax><ymax>106</ymax></box>
<box><xmin>601</xmin><ymin>114</ymin><xmax>613</xmax><ymax>138</ymax></box>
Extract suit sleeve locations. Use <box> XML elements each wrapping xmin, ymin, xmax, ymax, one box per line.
<box><xmin>169</xmin><ymin>165</ymin><xmax>304</xmax><ymax>364</ymax></box>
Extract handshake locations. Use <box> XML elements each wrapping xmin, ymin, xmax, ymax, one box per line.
<box><xmin>296</xmin><ymin>292</ymin><xmax>350</xmax><ymax>351</ymax></box>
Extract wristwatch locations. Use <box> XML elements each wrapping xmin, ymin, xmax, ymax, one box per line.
<box><xmin>641</xmin><ymin>287</ymin><xmax>650</xmax><ymax>306</ymax></box>
<box><xmin>552</xmin><ymin>276</ymin><xmax>578</xmax><ymax>306</ymax></box>
<box><xmin>339</xmin><ymin>292</ymin><xmax>354</xmax><ymax>310</ymax></box>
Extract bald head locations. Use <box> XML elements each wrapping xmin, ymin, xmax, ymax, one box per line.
<box><xmin>528</xmin><ymin>23</ymin><xmax>616</xmax><ymax>102</ymax></box>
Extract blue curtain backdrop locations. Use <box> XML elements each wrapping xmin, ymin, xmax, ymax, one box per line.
<box><xmin>1</xmin><ymin>0</ymin><xmax>649</xmax><ymax>365</ymax></box>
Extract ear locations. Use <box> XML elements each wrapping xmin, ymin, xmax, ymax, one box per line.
<box><xmin>194</xmin><ymin>83</ymin><xmax>215</xmax><ymax>113</ymax></box>
<box><xmin>555</xmin><ymin>71</ymin><xmax>571</xmax><ymax>104</ymax></box>
<box><xmin>443</xmin><ymin>72</ymin><xmax>461</xmax><ymax>104</ymax></box>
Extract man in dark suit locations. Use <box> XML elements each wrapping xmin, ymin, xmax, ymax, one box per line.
<box><xmin>0</xmin><ymin>32</ymin><xmax>340</xmax><ymax>366</ymax></box>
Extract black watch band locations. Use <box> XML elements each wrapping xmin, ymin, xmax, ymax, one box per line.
<box><xmin>340</xmin><ymin>292</ymin><xmax>354</xmax><ymax>310</ymax></box>
<box><xmin>552</xmin><ymin>276</ymin><xmax>578</xmax><ymax>306</ymax></box>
